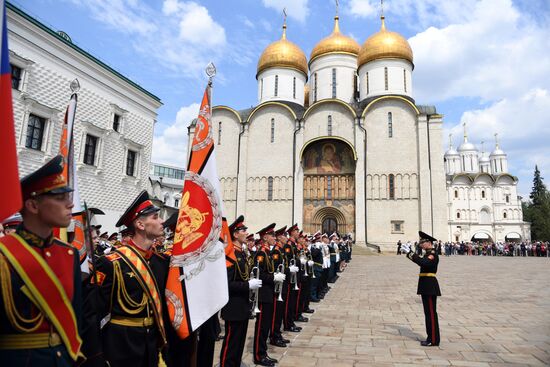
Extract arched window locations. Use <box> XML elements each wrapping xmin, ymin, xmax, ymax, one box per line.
<box><xmin>457</xmin><ymin>211</ymin><xmax>461</xmax><ymax>219</ymax></box>
<box><xmin>403</xmin><ymin>69</ymin><xmax>407</xmax><ymax>92</ymax></box>
<box><xmin>388</xmin><ymin>112</ymin><xmax>393</xmax><ymax>138</ymax></box>
<box><xmin>454</xmin><ymin>190</ymin><xmax>458</xmax><ymax>198</ymax></box>
<box><xmin>503</xmin><ymin>211</ymin><xmax>507</xmax><ymax>219</ymax></box>
<box><xmin>389</xmin><ymin>174</ymin><xmax>395</xmax><ymax>199</ymax></box>
<box><xmin>331</xmin><ymin>68</ymin><xmax>337</xmax><ymax>98</ymax></box>
<box><xmin>270</xmin><ymin>118</ymin><xmax>275</xmax><ymax>143</ymax></box>
<box><xmin>292</xmin><ymin>77</ymin><xmax>296</xmax><ymax>99</ymax></box>
<box><xmin>260</xmin><ymin>78</ymin><xmax>263</xmax><ymax>99</ymax></box>
<box><xmin>217</xmin><ymin>121</ymin><xmax>222</xmax><ymax>145</ymax></box>
<box><xmin>267</xmin><ymin>176</ymin><xmax>274</xmax><ymax>201</ymax></box>
<box><xmin>274</xmin><ymin>75</ymin><xmax>278</xmax><ymax>97</ymax></box>
<box><xmin>314</xmin><ymin>73</ymin><xmax>318</xmax><ymax>102</ymax></box>
<box><xmin>366</xmin><ymin>72</ymin><xmax>369</xmax><ymax>94</ymax></box>
<box><xmin>384</xmin><ymin>67</ymin><xmax>388</xmax><ymax>90</ymax></box>
<box><xmin>327</xmin><ymin>115</ymin><xmax>333</xmax><ymax>136</ymax></box>
<box><xmin>481</xmin><ymin>190</ymin><xmax>485</xmax><ymax>199</ymax></box>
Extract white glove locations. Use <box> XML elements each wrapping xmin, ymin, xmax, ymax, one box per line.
<box><xmin>307</xmin><ymin>260</ymin><xmax>314</xmax><ymax>267</ymax></box>
<box><xmin>300</xmin><ymin>258</ymin><xmax>306</xmax><ymax>265</ymax></box>
<box><xmin>248</xmin><ymin>278</ymin><xmax>262</xmax><ymax>290</ymax></box>
<box><xmin>104</xmin><ymin>247</ymin><xmax>111</xmax><ymax>254</ymax></box>
<box><xmin>401</xmin><ymin>243</ymin><xmax>411</xmax><ymax>254</ymax></box>
<box><xmin>289</xmin><ymin>265</ymin><xmax>299</xmax><ymax>273</ymax></box>
<box><xmin>274</xmin><ymin>273</ymin><xmax>286</xmax><ymax>282</ymax></box>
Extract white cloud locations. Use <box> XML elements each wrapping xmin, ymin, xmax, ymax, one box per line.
<box><xmin>347</xmin><ymin>0</ymin><xmax>377</xmax><ymax>18</ymax></box>
<box><xmin>444</xmin><ymin>88</ymin><xmax>550</xmax><ymax>196</ymax></box>
<box><xmin>69</xmin><ymin>0</ymin><xmax>228</xmax><ymax>79</ymax></box>
<box><xmin>261</xmin><ymin>0</ymin><xmax>309</xmax><ymax>22</ymax></box>
<box><xmin>152</xmin><ymin>103</ymin><xmax>200</xmax><ymax>167</ymax></box>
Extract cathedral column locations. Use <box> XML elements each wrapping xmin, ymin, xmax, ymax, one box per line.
<box><xmin>354</xmin><ymin>116</ymin><xmax>366</xmax><ymax>246</ymax></box>
<box><xmin>416</xmin><ymin>114</ymin><xmax>434</xmax><ymax>235</ymax></box>
<box><xmin>235</xmin><ymin>123</ymin><xmax>249</xmax><ymax>216</ymax></box>
<box><xmin>293</xmin><ymin>120</ymin><xmax>304</xmax><ymax>225</ymax></box>
<box><xmin>427</xmin><ymin>114</ymin><xmax>448</xmax><ymax>241</ymax></box>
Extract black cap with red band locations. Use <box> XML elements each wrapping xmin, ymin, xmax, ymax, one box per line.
<box><xmin>116</xmin><ymin>190</ymin><xmax>160</xmax><ymax>228</ymax></box>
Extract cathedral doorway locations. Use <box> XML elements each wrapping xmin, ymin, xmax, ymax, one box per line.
<box><xmin>301</xmin><ymin>138</ymin><xmax>356</xmax><ymax>235</ymax></box>
<box><xmin>322</xmin><ymin>217</ymin><xmax>337</xmax><ymax>234</ymax></box>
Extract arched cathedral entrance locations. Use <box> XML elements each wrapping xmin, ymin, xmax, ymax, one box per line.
<box><xmin>301</xmin><ymin>139</ymin><xmax>356</xmax><ymax>235</ymax></box>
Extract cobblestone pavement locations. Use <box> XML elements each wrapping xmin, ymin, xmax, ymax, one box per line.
<box><xmin>213</xmin><ymin>251</ymin><xmax>550</xmax><ymax>366</ymax></box>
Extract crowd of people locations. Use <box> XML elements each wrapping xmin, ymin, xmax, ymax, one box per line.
<box><xmin>396</xmin><ymin>240</ymin><xmax>549</xmax><ymax>257</ymax></box>
<box><xmin>0</xmin><ymin>155</ymin><xmax>354</xmax><ymax>367</ymax></box>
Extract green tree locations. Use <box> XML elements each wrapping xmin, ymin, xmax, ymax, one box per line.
<box><xmin>524</xmin><ymin>166</ymin><xmax>550</xmax><ymax>241</ymax></box>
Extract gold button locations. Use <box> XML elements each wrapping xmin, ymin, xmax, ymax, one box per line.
<box><xmin>56</xmin><ymin>351</ymin><xmax>62</xmax><ymax>357</ymax></box>
<box><xmin>45</xmin><ymin>251</ymin><xmax>51</xmax><ymax>257</ymax></box>
<box><xmin>68</xmin><ymin>249</ymin><xmax>74</xmax><ymax>255</ymax></box>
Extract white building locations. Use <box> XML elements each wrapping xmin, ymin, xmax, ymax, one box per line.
<box><xmin>188</xmin><ymin>15</ymin><xmax>450</xmax><ymax>251</ymax></box>
<box><xmin>445</xmin><ymin>129</ymin><xmax>530</xmax><ymax>243</ymax></box>
<box><xmin>7</xmin><ymin>3</ymin><xmax>162</xmax><ymax>233</ymax></box>
<box><xmin>148</xmin><ymin>163</ymin><xmax>184</xmax><ymax>220</ymax></box>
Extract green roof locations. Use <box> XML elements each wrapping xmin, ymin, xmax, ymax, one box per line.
<box><xmin>6</xmin><ymin>2</ymin><xmax>161</xmax><ymax>103</ymax></box>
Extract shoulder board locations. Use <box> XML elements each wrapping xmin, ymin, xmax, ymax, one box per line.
<box><xmin>104</xmin><ymin>253</ymin><xmax>121</xmax><ymax>262</ymax></box>
<box><xmin>427</xmin><ymin>254</ymin><xmax>435</xmax><ymax>260</ymax></box>
<box><xmin>51</xmin><ymin>238</ymin><xmax>73</xmax><ymax>248</ymax></box>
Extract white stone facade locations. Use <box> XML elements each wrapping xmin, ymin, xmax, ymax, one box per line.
<box><xmin>7</xmin><ymin>4</ymin><xmax>161</xmax><ymax>233</ymax></box>
<box><xmin>445</xmin><ymin>133</ymin><xmax>530</xmax><ymax>243</ymax></box>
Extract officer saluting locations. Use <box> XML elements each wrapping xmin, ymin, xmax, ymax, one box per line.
<box><xmin>93</xmin><ymin>190</ymin><xmax>168</xmax><ymax>366</ymax></box>
<box><xmin>0</xmin><ymin>155</ymin><xmax>84</xmax><ymax>365</ymax></box>
<box><xmin>401</xmin><ymin>231</ymin><xmax>441</xmax><ymax>346</ymax></box>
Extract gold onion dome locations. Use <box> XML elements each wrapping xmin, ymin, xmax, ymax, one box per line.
<box><xmin>310</xmin><ymin>16</ymin><xmax>360</xmax><ymax>64</ymax></box>
<box><xmin>257</xmin><ymin>24</ymin><xmax>308</xmax><ymax>78</ymax></box>
<box><xmin>358</xmin><ymin>16</ymin><xmax>413</xmax><ymax>68</ymax></box>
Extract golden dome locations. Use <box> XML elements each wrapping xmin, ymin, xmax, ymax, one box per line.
<box><xmin>310</xmin><ymin>16</ymin><xmax>360</xmax><ymax>64</ymax></box>
<box><xmin>358</xmin><ymin>16</ymin><xmax>413</xmax><ymax>67</ymax></box>
<box><xmin>257</xmin><ymin>24</ymin><xmax>308</xmax><ymax>78</ymax></box>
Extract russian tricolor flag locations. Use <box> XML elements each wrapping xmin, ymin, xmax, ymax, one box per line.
<box><xmin>0</xmin><ymin>0</ymin><xmax>22</xmax><ymax>222</ymax></box>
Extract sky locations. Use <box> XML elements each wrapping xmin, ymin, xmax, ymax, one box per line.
<box><xmin>12</xmin><ymin>0</ymin><xmax>550</xmax><ymax>198</ymax></box>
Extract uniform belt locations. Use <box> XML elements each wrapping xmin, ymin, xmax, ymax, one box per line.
<box><xmin>110</xmin><ymin>316</ymin><xmax>154</xmax><ymax>327</ymax></box>
<box><xmin>0</xmin><ymin>332</ymin><xmax>62</xmax><ymax>349</ymax></box>
<box><xmin>419</xmin><ymin>273</ymin><xmax>436</xmax><ymax>277</ymax></box>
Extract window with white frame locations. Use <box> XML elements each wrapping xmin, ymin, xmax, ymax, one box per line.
<box><xmin>83</xmin><ymin>134</ymin><xmax>98</xmax><ymax>165</ymax></box>
<box><xmin>391</xmin><ymin>220</ymin><xmax>404</xmax><ymax>234</ymax></box>
<box><xmin>25</xmin><ymin>114</ymin><xmax>46</xmax><ymax>150</ymax></box>
<box><xmin>126</xmin><ymin>150</ymin><xmax>137</xmax><ymax>176</ymax></box>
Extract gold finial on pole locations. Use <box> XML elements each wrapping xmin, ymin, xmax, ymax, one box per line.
<box><xmin>380</xmin><ymin>0</ymin><xmax>386</xmax><ymax>30</ymax></box>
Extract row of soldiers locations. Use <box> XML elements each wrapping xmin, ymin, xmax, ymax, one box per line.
<box><xmin>0</xmin><ymin>155</ymin><xmax>352</xmax><ymax>367</ymax></box>
<box><xmin>221</xmin><ymin>218</ymin><xmax>352</xmax><ymax>366</ymax></box>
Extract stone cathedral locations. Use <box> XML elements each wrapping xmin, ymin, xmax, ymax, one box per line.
<box><xmin>188</xmin><ymin>14</ymin><xmax>530</xmax><ymax>250</ymax></box>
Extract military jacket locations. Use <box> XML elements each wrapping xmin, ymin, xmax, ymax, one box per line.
<box><xmin>0</xmin><ymin>226</ymin><xmax>81</xmax><ymax>366</ymax></box>
<box><xmin>254</xmin><ymin>245</ymin><xmax>274</xmax><ymax>303</ymax></box>
<box><xmin>407</xmin><ymin>248</ymin><xmax>441</xmax><ymax>296</ymax></box>
<box><xmin>221</xmin><ymin>247</ymin><xmax>251</xmax><ymax>321</ymax></box>
<box><xmin>94</xmin><ymin>241</ymin><xmax>169</xmax><ymax>364</ymax></box>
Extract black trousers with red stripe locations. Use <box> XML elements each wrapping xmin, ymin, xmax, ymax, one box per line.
<box><xmin>253</xmin><ymin>301</ymin><xmax>274</xmax><ymax>361</ymax></box>
<box><xmin>283</xmin><ymin>286</ymin><xmax>297</xmax><ymax>329</ymax></box>
<box><xmin>219</xmin><ymin>319</ymin><xmax>249</xmax><ymax>367</ymax></box>
<box><xmin>271</xmin><ymin>292</ymin><xmax>284</xmax><ymax>341</ymax></box>
<box><xmin>421</xmin><ymin>295</ymin><xmax>440</xmax><ymax>345</ymax></box>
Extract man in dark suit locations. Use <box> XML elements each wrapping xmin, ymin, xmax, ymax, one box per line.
<box><xmin>401</xmin><ymin>231</ymin><xmax>441</xmax><ymax>347</ymax></box>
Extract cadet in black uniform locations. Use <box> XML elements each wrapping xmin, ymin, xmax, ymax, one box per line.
<box><xmin>253</xmin><ymin>223</ymin><xmax>284</xmax><ymax>366</ymax></box>
<box><xmin>93</xmin><ymin>191</ymin><xmax>169</xmax><ymax>366</ymax></box>
<box><xmin>270</xmin><ymin>226</ymin><xmax>290</xmax><ymax>347</ymax></box>
<box><xmin>282</xmin><ymin>225</ymin><xmax>301</xmax><ymax>333</ymax></box>
<box><xmin>220</xmin><ymin>215</ymin><xmax>261</xmax><ymax>367</ymax></box>
<box><xmin>0</xmin><ymin>156</ymin><xmax>83</xmax><ymax>366</ymax></box>
<box><xmin>402</xmin><ymin>231</ymin><xmax>441</xmax><ymax>346</ymax></box>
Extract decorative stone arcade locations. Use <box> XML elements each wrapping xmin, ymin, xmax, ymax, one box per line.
<box><xmin>301</xmin><ymin>139</ymin><xmax>356</xmax><ymax>235</ymax></box>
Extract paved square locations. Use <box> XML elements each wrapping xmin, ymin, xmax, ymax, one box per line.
<box><xmin>214</xmin><ymin>250</ymin><xmax>550</xmax><ymax>366</ymax></box>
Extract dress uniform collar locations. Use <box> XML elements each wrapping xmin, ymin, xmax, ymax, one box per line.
<box><xmin>16</xmin><ymin>225</ymin><xmax>55</xmax><ymax>248</ymax></box>
<box><xmin>127</xmin><ymin>238</ymin><xmax>153</xmax><ymax>260</ymax></box>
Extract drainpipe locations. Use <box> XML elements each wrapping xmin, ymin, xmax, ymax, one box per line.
<box><xmin>292</xmin><ymin>118</ymin><xmax>302</xmax><ymax>224</ymax></box>
<box><xmin>235</xmin><ymin>122</ymin><xmax>245</xmax><ymax>217</ymax></box>
<box><xmin>357</xmin><ymin>116</ymin><xmax>368</xmax><ymax>244</ymax></box>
